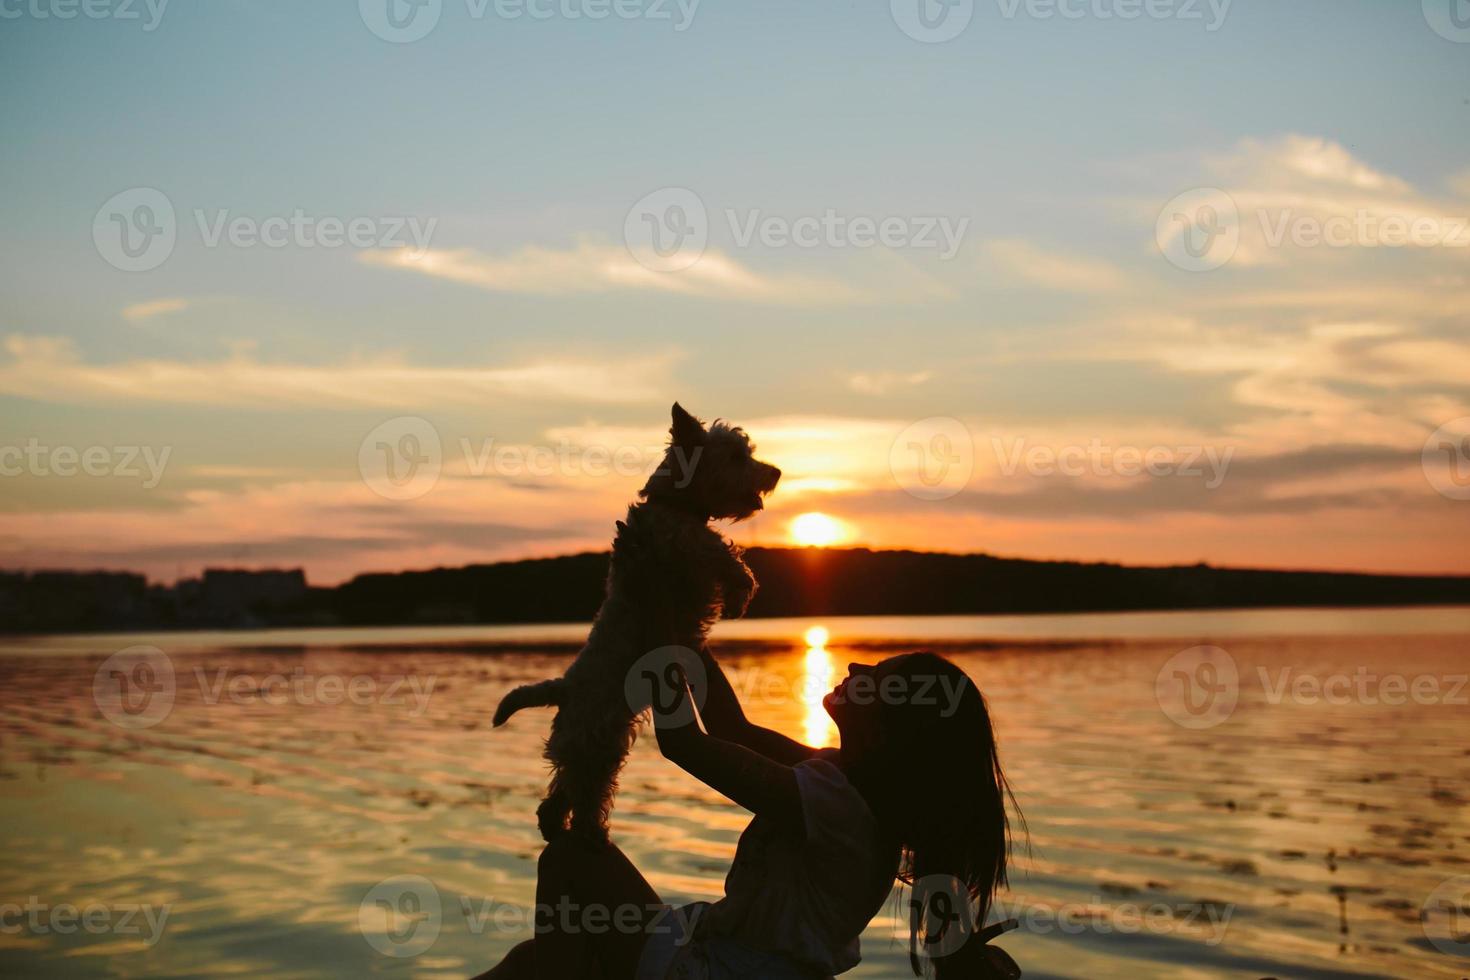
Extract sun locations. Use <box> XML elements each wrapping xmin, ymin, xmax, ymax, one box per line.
<box><xmin>789</xmin><ymin>512</ymin><xmax>850</xmax><ymax>548</ymax></box>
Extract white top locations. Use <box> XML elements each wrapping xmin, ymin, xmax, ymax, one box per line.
<box><xmin>702</xmin><ymin>753</ymin><xmax>891</xmax><ymax>975</ymax></box>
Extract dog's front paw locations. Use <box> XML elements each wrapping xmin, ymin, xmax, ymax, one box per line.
<box><xmin>722</xmin><ymin>573</ymin><xmax>756</xmax><ymax>619</ymax></box>
<box><xmin>537</xmin><ymin>795</ymin><xmax>570</xmax><ymax>842</ymax></box>
<box><xmin>724</xmin><ymin>592</ymin><xmax>752</xmax><ymax>619</ymax></box>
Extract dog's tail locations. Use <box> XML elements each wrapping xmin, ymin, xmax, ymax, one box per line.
<box><xmin>492</xmin><ymin>678</ymin><xmax>566</xmax><ymax>727</ymax></box>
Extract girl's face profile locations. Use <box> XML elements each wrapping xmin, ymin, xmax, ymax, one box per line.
<box><xmin>824</xmin><ymin>661</ymin><xmax>888</xmax><ymax>744</ymax></box>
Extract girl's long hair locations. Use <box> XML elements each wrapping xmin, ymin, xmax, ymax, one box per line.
<box><xmin>865</xmin><ymin>652</ymin><xmax>1023</xmax><ymax>978</ymax></box>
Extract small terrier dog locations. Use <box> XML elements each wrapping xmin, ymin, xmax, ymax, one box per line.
<box><xmin>492</xmin><ymin>403</ymin><xmax>781</xmax><ymax>842</ymax></box>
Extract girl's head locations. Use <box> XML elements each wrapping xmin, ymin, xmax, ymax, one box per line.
<box><xmin>824</xmin><ymin>652</ymin><xmax>1020</xmax><ymax>977</ymax></box>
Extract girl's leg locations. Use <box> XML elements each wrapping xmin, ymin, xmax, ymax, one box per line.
<box><xmin>474</xmin><ymin>837</ymin><xmax>661</xmax><ymax>980</ymax></box>
<box><xmin>533</xmin><ymin>836</ymin><xmax>661</xmax><ymax>980</ymax></box>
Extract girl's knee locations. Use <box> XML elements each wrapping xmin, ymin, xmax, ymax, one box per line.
<box><xmin>538</xmin><ymin>834</ymin><xmax>605</xmax><ymax>876</ymax></box>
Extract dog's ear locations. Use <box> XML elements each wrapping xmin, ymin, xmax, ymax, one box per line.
<box><xmin>670</xmin><ymin>402</ymin><xmax>706</xmax><ymax>447</ymax></box>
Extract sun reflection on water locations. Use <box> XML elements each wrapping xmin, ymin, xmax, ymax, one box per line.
<box><xmin>801</xmin><ymin>624</ymin><xmax>837</xmax><ymax>747</ymax></box>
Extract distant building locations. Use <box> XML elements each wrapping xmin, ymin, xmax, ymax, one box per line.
<box><xmin>196</xmin><ymin>568</ymin><xmax>308</xmax><ymax>624</ymax></box>
<box><xmin>0</xmin><ymin>570</ymin><xmax>149</xmax><ymax>632</ymax></box>
<box><xmin>0</xmin><ymin>572</ymin><xmax>23</xmax><ymax>625</ymax></box>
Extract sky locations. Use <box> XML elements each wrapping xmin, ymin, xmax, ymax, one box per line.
<box><xmin>2</xmin><ymin>0</ymin><xmax>1469</xmax><ymax>584</ymax></box>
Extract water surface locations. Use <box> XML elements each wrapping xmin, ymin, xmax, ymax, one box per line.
<box><xmin>1</xmin><ymin>608</ymin><xmax>1467</xmax><ymax>978</ymax></box>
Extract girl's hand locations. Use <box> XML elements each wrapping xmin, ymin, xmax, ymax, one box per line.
<box><xmin>637</xmin><ymin>647</ymin><xmax>701</xmax><ymax>731</ymax></box>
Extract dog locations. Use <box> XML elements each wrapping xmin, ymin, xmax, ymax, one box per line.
<box><xmin>492</xmin><ymin>403</ymin><xmax>781</xmax><ymax>843</ymax></box>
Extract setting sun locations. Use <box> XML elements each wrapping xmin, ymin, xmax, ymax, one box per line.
<box><xmin>789</xmin><ymin>512</ymin><xmax>850</xmax><ymax>548</ymax></box>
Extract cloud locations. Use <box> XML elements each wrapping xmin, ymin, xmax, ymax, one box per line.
<box><xmin>1106</xmin><ymin>318</ymin><xmax>1470</xmax><ymax>393</ymax></box>
<box><xmin>848</xmin><ymin>370</ymin><xmax>933</xmax><ymax>395</ymax></box>
<box><xmin>122</xmin><ymin>298</ymin><xmax>189</xmax><ymax>322</ymax></box>
<box><xmin>186</xmin><ymin>464</ymin><xmax>303</xmax><ymax>480</ymax></box>
<box><xmin>3</xmin><ymin>409</ymin><xmax>1461</xmax><ymax>580</ymax></box>
<box><xmin>0</xmin><ymin>334</ymin><xmax>676</xmax><ymax>408</ymax></box>
<box><xmin>1243</xmin><ymin>134</ymin><xmax>1411</xmax><ymax>194</ymax></box>
<box><xmin>528</xmin><ymin>414</ymin><xmax>910</xmax><ymax>499</ymax></box>
<box><xmin>1079</xmin><ymin>137</ymin><xmax>1470</xmax><ymax>466</ymax></box>
<box><xmin>983</xmin><ymin>239</ymin><xmax>1128</xmax><ymax>292</ymax></box>
<box><xmin>819</xmin><ymin>443</ymin><xmax>1427</xmax><ymax>523</ymax></box>
<box><xmin>360</xmin><ymin>240</ymin><xmax>872</xmax><ymax>305</ymax></box>
<box><xmin>1175</xmin><ymin>134</ymin><xmax>1470</xmax><ymax>266</ymax></box>
<box><xmin>40</xmin><ymin>522</ymin><xmax>577</xmax><ymax>567</ymax></box>
<box><xmin>0</xmin><ymin>470</ymin><xmax>617</xmax><ymax>584</ymax></box>
<box><xmin>1451</xmin><ymin>168</ymin><xmax>1470</xmax><ymax>200</ymax></box>
<box><xmin>1068</xmin><ymin>313</ymin><xmax>1470</xmax><ymax>456</ymax></box>
<box><xmin>1107</xmin><ymin>319</ymin><xmax>1470</xmax><ymax>388</ymax></box>
<box><xmin>1207</xmin><ymin>282</ymin><xmax>1467</xmax><ymax>318</ymax></box>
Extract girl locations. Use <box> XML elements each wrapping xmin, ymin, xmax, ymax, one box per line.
<box><xmin>478</xmin><ymin>647</ymin><xmax>1021</xmax><ymax>979</ymax></box>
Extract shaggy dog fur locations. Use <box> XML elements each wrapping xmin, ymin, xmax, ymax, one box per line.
<box><xmin>492</xmin><ymin>403</ymin><xmax>781</xmax><ymax>843</ymax></box>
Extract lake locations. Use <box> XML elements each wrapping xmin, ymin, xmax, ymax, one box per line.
<box><xmin>1</xmin><ymin>607</ymin><xmax>1468</xmax><ymax>978</ymax></box>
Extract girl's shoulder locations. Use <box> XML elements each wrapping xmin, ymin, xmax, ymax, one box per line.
<box><xmin>792</xmin><ymin>752</ymin><xmax>880</xmax><ymax>853</ymax></box>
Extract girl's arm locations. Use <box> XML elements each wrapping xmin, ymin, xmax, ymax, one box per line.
<box><xmin>690</xmin><ymin>644</ymin><xmax>822</xmax><ymax>766</ymax></box>
<box><xmin>649</xmin><ymin>660</ymin><xmax>805</xmax><ymax>831</ymax></box>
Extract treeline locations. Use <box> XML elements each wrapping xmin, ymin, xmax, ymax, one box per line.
<box><xmin>326</xmin><ymin>548</ymin><xmax>1470</xmax><ymax>625</ymax></box>
<box><xmin>7</xmin><ymin>548</ymin><xmax>1470</xmax><ymax>634</ymax></box>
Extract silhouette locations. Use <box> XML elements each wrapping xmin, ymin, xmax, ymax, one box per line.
<box><xmin>492</xmin><ymin>404</ymin><xmax>780</xmax><ymax>843</ymax></box>
<box><xmin>477</xmin><ymin>649</ymin><xmax>1023</xmax><ymax>980</ymax></box>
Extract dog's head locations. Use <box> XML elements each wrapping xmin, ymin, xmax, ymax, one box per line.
<box><xmin>641</xmin><ymin>403</ymin><xmax>781</xmax><ymax>521</ymax></box>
